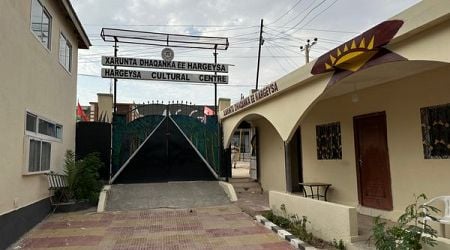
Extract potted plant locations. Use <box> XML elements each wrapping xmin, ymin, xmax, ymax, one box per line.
<box><xmin>56</xmin><ymin>150</ymin><xmax>103</xmax><ymax>212</ymax></box>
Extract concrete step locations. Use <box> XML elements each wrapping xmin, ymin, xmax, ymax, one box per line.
<box><xmin>235</xmin><ymin>187</ymin><xmax>263</xmax><ymax>193</ymax></box>
<box><xmin>229</xmin><ymin>178</ymin><xmax>263</xmax><ymax>194</ymax></box>
<box><xmin>229</xmin><ymin>177</ymin><xmax>253</xmax><ymax>183</ymax></box>
<box><xmin>231</xmin><ymin>181</ymin><xmax>261</xmax><ymax>189</ymax></box>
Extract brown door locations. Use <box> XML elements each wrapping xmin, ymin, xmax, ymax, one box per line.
<box><xmin>354</xmin><ymin>112</ymin><xmax>393</xmax><ymax>210</ymax></box>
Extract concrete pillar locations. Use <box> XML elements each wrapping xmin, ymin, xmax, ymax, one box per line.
<box><xmin>97</xmin><ymin>93</ymin><xmax>113</xmax><ymax>123</ymax></box>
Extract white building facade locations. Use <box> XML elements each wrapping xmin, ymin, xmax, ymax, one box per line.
<box><xmin>0</xmin><ymin>0</ymin><xmax>90</xmax><ymax>248</ymax></box>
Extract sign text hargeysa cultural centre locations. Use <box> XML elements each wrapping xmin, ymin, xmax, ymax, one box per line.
<box><xmin>101</xmin><ymin>68</ymin><xmax>228</xmax><ymax>84</ymax></box>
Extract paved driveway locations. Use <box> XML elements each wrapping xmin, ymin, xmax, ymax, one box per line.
<box><xmin>12</xmin><ymin>205</ymin><xmax>294</xmax><ymax>249</ymax></box>
<box><xmin>107</xmin><ymin>181</ymin><xmax>230</xmax><ymax>211</ymax></box>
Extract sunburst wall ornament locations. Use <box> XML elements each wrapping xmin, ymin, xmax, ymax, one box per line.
<box><xmin>311</xmin><ymin>20</ymin><xmax>407</xmax><ymax>85</ymax></box>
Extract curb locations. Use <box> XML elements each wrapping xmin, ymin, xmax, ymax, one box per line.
<box><xmin>218</xmin><ymin>181</ymin><xmax>238</xmax><ymax>202</ymax></box>
<box><xmin>97</xmin><ymin>185</ymin><xmax>111</xmax><ymax>212</ymax></box>
<box><xmin>255</xmin><ymin>215</ymin><xmax>317</xmax><ymax>250</ymax></box>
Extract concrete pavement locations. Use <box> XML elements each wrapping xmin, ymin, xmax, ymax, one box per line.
<box><xmin>10</xmin><ymin>181</ymin><xmax>293</xmax><ymax>249</ymax></box>
<box><xmin>107</xmin><ymin>181</ymin><xmax>231</xmax><ymax>211</ymax></box>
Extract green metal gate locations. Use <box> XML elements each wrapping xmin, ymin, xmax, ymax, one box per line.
<box><xmin>110</xmin><ymin>103</ymin><xmax>221</xmax><ymax>183</ymax></box>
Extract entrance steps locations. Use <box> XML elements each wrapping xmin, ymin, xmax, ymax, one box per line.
<box><xmin>229</xmin><ymin>178</ymin><xmax>269</xmax><ymax>216</ymax></box>
<box><xmin>229</xmin><ymin>177</ymin><xmax>263</xmax><ymax>194</ymax></box>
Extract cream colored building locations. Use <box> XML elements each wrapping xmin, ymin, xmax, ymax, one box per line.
<box><xmin>220</xmin><ymin>0</ymin><xmax>449</xmax><ymax>248</ymax></box>
<box><xmin>0</xmin><ymin>0</ymin><xmax>89</xmax><ymax>247</ymax></box>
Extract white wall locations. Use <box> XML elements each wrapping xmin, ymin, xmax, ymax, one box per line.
<box><xmin>0</xmin><ymin>0</ymin><xmax>80</xmax><ymax>214</ymax></box>
<box><xmin>300</xmin><ymin>65</ymin><xmax>450</xmax><ymax>220</ymax></box>
<box><xmin>252</xmin><ymin>117</ymin><xmax>286</xmax><ymax>192</ymax></box>
<box><xmin>269</xmin><ymin>191</ymin><xmax>358</xmax><ymax>243</ymax></box>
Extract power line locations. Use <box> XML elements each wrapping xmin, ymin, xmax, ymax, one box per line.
<box><xmin>79</xmin><ymin>55</ymin><xmax>304</xmax><ymax>59</ymax></box>
<box><xmin>270</xmin><ymin>45</ymin><xmax>299</xmax><ymax>68</ymax></box>
<box><xmin>265</xmin><ymin>40</ymin><xmax>302</xmax><ymax>55</ymax></box>
<box><xmin>265</xmin><ymin>28</ymin><xmax>347</xmax><ymax>45</ymax></box>
<box><xmin>292</xmin><ymin>0</ymin><xmax>340</xmax><ymax>35</ymax></box>
<box><xmin>84</xmin><ymin>23</ymin><xmax>258</xmax><ymax>28</ymax></box>
<box><xmin>266</xmin><ymin>47</ymin><xmax>290</xmax><ymax>73</ymax></box>
<box><xmin>267</xmin><ymin>26</ymin><xmax>357</xmax><ymax>34</ymax></box>
<box><xmin>270</xmin><ymin>0</ymin><xmax>318</xmax><ymax>29</ymax></box>
<box><xmin>267</xmin><ymin>0</ymin><xmax>304</xmax><ymax>25</ymax></box>
<box><xmin>268</xmin><ymin>0</ymin><xmax>328</xmax><ymax>40</ymax></box>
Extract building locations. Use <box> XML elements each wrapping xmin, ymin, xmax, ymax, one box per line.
<box><xmin>220</xmin><ymin>0</ymin><xmax>449</xmax><ymax>248</ymax></box>
<box><xmin>86</xmin><ymin>93</ymin><xmax>216</xmax><ymax>124</ymax></box>
<box><xmin>0</xmin><ymin>0</ymin><xmax>90</xmax><ymax>248</ymax></box>
<box><xmin>230</xmin><ymin>121</ymin><xmax>252</xmax><ymax>161</ymax></box>
<box><xmin>87</xmin><ymin>93</ymin><xmax>134</xmax><ymax>123</ymax></box>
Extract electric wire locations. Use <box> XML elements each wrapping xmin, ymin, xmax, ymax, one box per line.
<box><xmin>287</xmin><ymin>0</ymin><xmax>340</xmax><ymax>38</ymax></box>
<box><xmin>265</xmin><ymin>47</ymin><xmax>290</xmax><ymax>73</ymax></box>
<box><xmin>267</xmin><ymin>0</ymin><xmax>328</xmax><ymax>40</ymax></box>
<box><xmin>271</xmin><ymin>0</ymin><xmax>318</xmax><ymax>29</ymax></box>
<box><xmin>267</xmin><ymin>0</ymin><xmax>304</xmax><ymax>25</ymax></box>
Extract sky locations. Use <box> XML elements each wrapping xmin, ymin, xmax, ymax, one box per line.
<box><xmin>71</xmin><ymin>0</ymin><xmax>421</xmax><ymax>106</ymax></box>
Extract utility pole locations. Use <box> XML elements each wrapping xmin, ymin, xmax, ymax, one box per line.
<box><xmin>213</xmin><ymin>45</ymin><xmax>218</xmax><ymax>115</ymax></box>
<box><xmin>113</xmin><ymin>39</ymin><xmax>118</xmax><ymax>113</ymax></box>
<box><xmin>300</xmin><ymin>38</ymin><xmax>317</xmax><ymax>64</ymax></box>
<box><xmin>255</xmin><ymin>19</ymin><xmax>264</xmax><ymax>90</ymax></box>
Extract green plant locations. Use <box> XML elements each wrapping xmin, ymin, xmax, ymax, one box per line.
<box><xmin>262</xmin><ymin>210</ymin><xmax>291</xmax><ymax>228</ymax></box>
<box><xmin>263</xmin><ymin>205</ymin><xmax>342</xmax><ymax>249</ymax></box>
<box><xmin>332</xmin><ymin>239</ymin><xmax>346</xmax><ymax>250</ymax></box>
<box><xmin>279</xmin><ymin>204</ymin><xmax>312</xmax><ymax>242</ymax></box>
<box><xmin>269</xmin><ymin>204</ymin><xmax>314</xmax><ymax>244</ymax></box>
<box><xmin>290</xmin><ymin>214</ymin><xmax>314</xmax><ymax>243</ymax></box>
<box><xmin>372</xmin><ymin>193</ymin><xmax>439</xmax><ymax>250</ymax></box>
<box><xmin>63</xmin><ymin>150</ymin><xmax>77</xmax><ymax>201</ymax></box>
<box><xmin>64</xmin><ymin>150</ymin><xmax>104</xmax><ymax>204</ymax></box>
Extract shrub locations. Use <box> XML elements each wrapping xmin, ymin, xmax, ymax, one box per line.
<box><xmin>64</xmin><ymin>150</ymin><xmax>104</xmax><ymax>204</ymax></box>
<box><xmin>372</xmin><ymin>193</ymin><xmax>439</xmax><ymax>250</ymax></box>
<box><xmin>332</xmin><ymin>239</ymin><xmax>346</xmax><ymax>250</ymax></box>
<box><xmin>262</xmin><ymin>210</ymin><xmax>291</xmax><ymax>228</ymax></box>
<box><xmin>263</xmin><ymin>205</ymin><xmax>347</xmax><ymax>249</ymax></box>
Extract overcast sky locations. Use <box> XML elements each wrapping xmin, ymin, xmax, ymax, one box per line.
<box><xmin>71</xmin><ymin>0</ymin><xmax>420</xmax><ymax>106</ymax></box>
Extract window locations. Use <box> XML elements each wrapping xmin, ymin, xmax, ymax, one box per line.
<box><xmin>316</xmin><ymin>122</ymin><xmax>342</xmax><ymax>160</ymax></box>
<box><xmin>59</xmin><ymin>34</ymin><xmax>72</xmax><ymax>71</ymax></box>
<box><xmin>421</xmin><ymin>103</ymin><xmax>450</xmax><ymax>159</ymax></box>
<box><xmin>56</xmin><ymin>125</ymin><xmax>63</xmax><ymax>139</ymax></box>
<box><xmin>31</xmin><ymin>0</ymin><xmax>52</xmax><ymax>49</ymax></box>
<box><xmin>26</xmin><ymin>113</ymin><xmax>37</xmax><ymax>132</ymax></box>
<box><xmin>28</xmin><ymin>138</ymin><xmax>51</xmax><ymax>172</ymax></box>
<box><xmin>24</xmin><ymin>112</ymin><xmax>62</xmax><ymax>173</ymax></box>
<box><xmin>39</xmin><ymin>119</ymin><xmax>56</xmax><ymax>137</ymax></box>
<box><xmin>26</xmin><ymin>112</ymin><xmax>62</xmax><ymax>140</ymax></box>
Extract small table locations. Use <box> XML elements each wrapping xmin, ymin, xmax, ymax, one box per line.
<box><xmin>299</xmin><ymin>182</ymin><xmax>332</xmax><ymax>201</ymax></box>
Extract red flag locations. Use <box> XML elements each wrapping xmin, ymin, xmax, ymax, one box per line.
<box><xmin>77</xmin><ymin>102</ymin><xmax>89</xmax><ymax>122</ymax></box>
<box><xmin>204</xmin><ymin>106</ymin><xmax>215</xmax><ymax>116</ymax></box>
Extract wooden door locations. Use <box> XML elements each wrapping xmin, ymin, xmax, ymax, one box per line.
<box><xmin>354</xmin><ymin>112</ymin><xmax>393</xmax><ymax>210</ymax></box>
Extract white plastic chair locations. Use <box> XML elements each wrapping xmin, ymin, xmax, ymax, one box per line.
<box><xmin>423</xmin><ymin>196</ymin><xmax>450</xmax><ymax>237</ymax></box>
